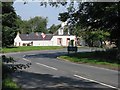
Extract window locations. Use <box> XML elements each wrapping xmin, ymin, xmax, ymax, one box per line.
<box><xmin>57</xmin><ymin>38</ymin><xmax>62</xmax><ymax>45</ymax></box>
<box><xmin>67</xmin><ymin>38</ymin><xmax>70</xmax><ymax>46</ymax></box>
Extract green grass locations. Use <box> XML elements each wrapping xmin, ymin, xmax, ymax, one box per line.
<box><xmin>2</xmin><ymin>77</ymin><xmax>20</xmax><ymax>90</ymax></box>
<box><xmin>59</xmin><ymin>52</ymin><xmax>119</xmax><ymax>70</ymax></box>
<box><xmin>2</xmin><ymin>46</ymin><xmax>63</xmax><ymax>53</ymax></box>
<box><xmin>2</xmin><ymin>55</ymin><xmax>21</xmax><ymax>90</ymax></box>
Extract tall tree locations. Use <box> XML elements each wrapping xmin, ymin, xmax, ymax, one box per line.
<box><xmin>79</xmin><ymin>2</ymin><xmax>119</xmax><ymax>49</ymax></box>
<box><xmin>48</xmin><ymin>24</ymin><xmax>61</xmax><ymax>34</ymax></box>
<box><xmin>18</xmin><ymin>16</ymin><xmax>48</xmax><ymax>34</ymax></box>
<box><xmin>0</xmin><ymin>2</ymin><xmax>2</xmax><ymax>47</ymax></box>
<box><xmin>58</xmin><ymin>2</ymin><xmax>119</xmax><ymax>48</ymax></box>
<box><xmin>2</xmin><ymin>2</ymin><xmax>18</xmax><ymax>47</ymax></box>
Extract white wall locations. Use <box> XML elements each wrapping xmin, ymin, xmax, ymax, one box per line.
<box><xmin>14</xmin><ymin>34</ymin><xmax>76</xmax><ymax>46</ymax></box>
<box><xmin>21</xmin><ymin>41</ymin><xmax>32</xmax><ymax>46</ymax></box>
<box><xmin>33</xmin><ymin>41</ymin><xmax>53</xmax><ymax>46</ymax></box>
<box><xmin>14</xmin><ymin>35</ymin><xmax>33</xmax><ymax>46</ymax></box>
<box><xmin>52</xmin><ymin>35</ymin><xmax>76</xmax><ymax>46</ymax></box>
<box><xmin>14</xmin><ymin>35</ymin><xmax>22</xmax><ymax>46</ymax></box>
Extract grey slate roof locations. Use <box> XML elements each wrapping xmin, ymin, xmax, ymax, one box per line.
<box><xmin>19</xmin><ymin>33</ymin><xmax>53</xmax><ymax>41</ymax></box>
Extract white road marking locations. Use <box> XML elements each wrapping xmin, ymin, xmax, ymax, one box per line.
<box><xmin>23</xmin><ymin>55</ymin><xmax>26</xmax><ymax>57</ymax></box>
<box><xmin>26</xmin><ymin>54</ymin><xmax>36</xmax><ymax>56</ymax></box>
<box><xmin>36</xmin><ymin>62</ymin><xmax>58</xmax><ymax>70</ymax></box>
<box><xmin>23</xmin><ymin>54</ymin><xmax>35</xmax><ymax>57</ymax></box>
<box><xmin>74</xmin><ymin>74</ymin><xmax>119</xmax><ymax>89</ymax></box>
<box><xmin>23</xmin><ymin>58</ymin><xmax>31</xmax><ymax>62</ymax></box>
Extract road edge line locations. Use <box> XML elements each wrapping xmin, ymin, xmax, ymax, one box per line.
<box><xmin>74</xmin><ymin>74</ymin><xmax>119</xmax><ymax>89</ymax></box>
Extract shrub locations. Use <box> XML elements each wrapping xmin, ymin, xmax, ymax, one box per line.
<box><xmin>94</xmin><ymin>48</ymin><xmax>118</xmax><ymax>64</ymax></box>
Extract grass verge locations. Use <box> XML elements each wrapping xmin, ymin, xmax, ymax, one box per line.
<box><xmin>2</xmin><ymin>55</ymin><xmax>31</xmax><ymax>90</ymax></box>
<box><xmin>2</xmin><ymin>77</ymin><xmax>20</xmax><ymax>90</ymax></box>
<box><xmin>59</xmin><ymin>51</ymin><xmax>119</xmax><ymax>70</ymax></box>
<box><xmin>2</xmin><ymin>46</ymin><xmax>63</xmax><ymax>53</ymax></box>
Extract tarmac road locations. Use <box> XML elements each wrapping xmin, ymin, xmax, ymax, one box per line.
<box><xmin>4</xmin><ymin>48</ymin><xmax>119</xmax><ymax>90</ymax></box>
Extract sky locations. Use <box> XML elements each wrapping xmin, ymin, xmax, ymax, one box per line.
<box><xmin>13</xmin><ymin>2</ymin><xmax>68</xmax><ymax>28</ymax></box>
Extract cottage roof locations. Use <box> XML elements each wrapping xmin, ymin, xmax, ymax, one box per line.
<box><xmin>19</xmin><ymin>33</ymin><xmax>53</xmax><ymax>41</ymax></box>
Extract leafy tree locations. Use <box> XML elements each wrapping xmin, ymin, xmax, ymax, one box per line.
<box><xmin>48</xmin><ymin>24</ymin><xmax>61</xmax><ymax>34</ymax></box>
<box><xmin>58</xmin><ymin>12</ymin><xmax>69</xmax><ymax>22</ymax></box>
<box><xmin>16</xmin><ymin>19</ymin><xmax>31</xmax><ymax>34</ymax></box>
<box><xmin>2</xmin><ymin>2</ymin><xmax>17</xmax><ymax>28</ymax></box>
<box><xmin>18</xmin><ymin>16</ymin><xmax>48</xmax><ymax>34</ymax></box>
<box><xmin>58</xmin><ymin>2</ymin><xmax>119</xmax><ymax>49</ymax></box>
<box><xmin>28</xmin><ymin>16</ymin><xmax>48</xmax><ymax>33</ymax></box>
<box><xmin>38</xmin><ymin>2</ymin><xmax>68</xmax><ymax>7</ymax></box>
<box><xmin>0</xmin><ymin>2</ymin><xmax>2</xmax><ymax>47</ymax></box>
<box><xmin>80</xmin><ymin>2</ymin><xmax>119</xmax><ymax>50</ymax></box>
<box><xmin>59</xmin><ymin>2</ymin><xmax>78</xmax><ymax>35</ymax></box>
<box><xmin>83</xmin><ymin>29</ymin><xmax>110</xmax><ymax>47</ymax></box>
<box><xmin>2</xmin><ymin>2</ymin><xmax>18</xmax><ymax>47</ymax></box>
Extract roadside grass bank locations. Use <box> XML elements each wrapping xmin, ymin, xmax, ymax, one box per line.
<box><xmin>2</xmin><ymin>46</ymin><xmax>63</xmax><ymax>53</ymax></box>
<box><xmin>2</xmin><ymin>77</ymin><xmax>20</xmax><ymax>90</ymax></box>
<box><xmin>2</xmin><ymin>56</ymin><xmax>20</xmax><ymax>90</ymax></box>
<box><xmin>59</xmin><ymin>49</ymin><xmax>120</xmax><ymax>70</ymax></box>
<box><xmin>2</xmin><ymin>55</ymin><xmax>31</xmax><ymax>90</ymax></box>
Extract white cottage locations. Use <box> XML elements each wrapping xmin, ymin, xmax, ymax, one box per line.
<box><xmin>14</xmin><ymin>22</ymin><xmax>76</xmax><ymax>46</ymax></box>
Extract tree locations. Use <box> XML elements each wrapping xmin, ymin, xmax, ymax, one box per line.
<box><xmin>58</xmin><ymin>2</ymin><xmax>77</xmax><ymax>35</ymax></box>
<box><xmin>0</xmin><ymin>2</ymin><xmax>2</xmax><ymax>47</ymax></box>
<box><xmin>2</xmin><ymin>2</ymin><xmax>18</xmax><ymax>47</ymax></box>
<box><xmin>83</xmin><ymin>29</ymin><xmax>110</xmax><ymax>47</ymax></box>
<box><xmin>79</xmin><ymin>2</ymin><xmax>119</xmax><ymax>50</ymax></box>
<box><xmin>28</xmin><ymin>16</ymin><xmax>48</xmax><ymax>33</ymax></box>
<box><xmin>48</xmin><ymin>24</ymin><xmax>61</xmax><ymax>34</ymax></box>
<box><xmin>58</xmin><ymin>2</ymin><xmax>120</xmax><ymax>48</ymax></box>
<box><xmin>58</xmin><ymin>12</ymin><xmax>69</xmax><ymax>22</ymax></box>
<box><xmin>18</xmin><ymin>16</ymin><xmax>48</xmax><ymax>34</ymax></box>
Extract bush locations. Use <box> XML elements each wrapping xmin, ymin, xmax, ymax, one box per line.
<box><xmin>94</xmin><ymin>48</ymin><xmax>119</xmax><ymax>64</ymax></box>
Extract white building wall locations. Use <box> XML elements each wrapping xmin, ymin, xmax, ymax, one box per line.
<box><xmin>33</xmin><ymin>41</ymin><xmax>53</xmax><ymax>46</ymax></box>
<box><xmin>14</xmin><ymin>34</ymin><xmax>76</xmax><ymax>46</ymax></box>
<box><xmin>21</xmin><ymin>41</ymin><xmax>32</xmax><ymax>46</ymax></box>
<box><xmin>52</xmin><ymin>35</ymin><xmax>76</xmax><ymax>46</ymax></box>
<box><xmin>14</xmin><ymin>34</ymin><xmax>32</xmax><ymax>46</ymax></box>
<box><xmin>14</xmin><ymin>35</ymin><xmax>22</xmax><ymax>46</ymax></box>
